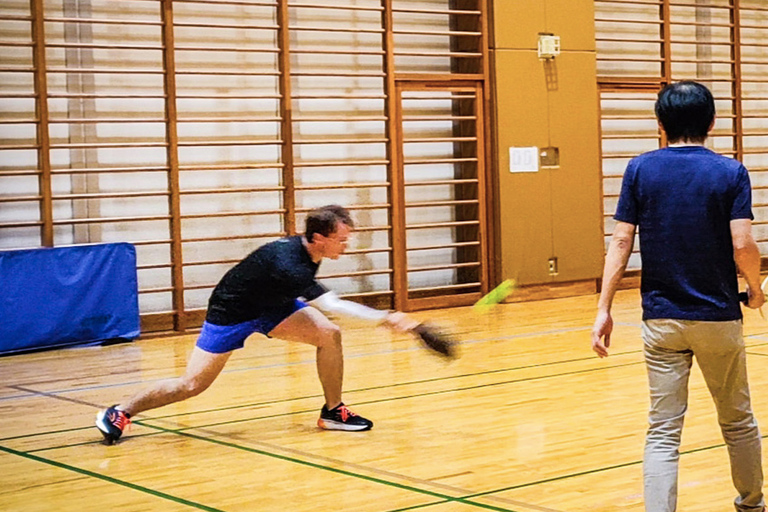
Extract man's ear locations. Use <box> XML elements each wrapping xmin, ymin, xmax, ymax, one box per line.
<box><xmin>708</xmin><ymin>116</ymin><xmax>716</xmax><ymax>134</ymax></box>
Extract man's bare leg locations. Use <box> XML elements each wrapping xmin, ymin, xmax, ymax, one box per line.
<box><xmin>269</xmin><ymin>306</ymin><xmax>343</xmax><ymax>408</ymax></box>
<box><xmin>119</xmin><ymin>347</ymin><xmax>232</xmax><ymax>416</ymax></box>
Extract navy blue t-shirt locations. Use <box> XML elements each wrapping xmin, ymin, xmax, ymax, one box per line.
<box><xmin>614</xmin><ymin>146</ymin><xmax>753</xmax><ymax>321</ymax></box>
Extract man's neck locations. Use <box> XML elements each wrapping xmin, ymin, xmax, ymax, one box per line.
<box><xmin>668</xmin><ymin>140</ymin><xmax>706</xmax><ymax>147</ymax></box>
<box><xmin>302</xmin><ymin>236</ymin><xmax>323</xmax><ymax>263</ymax></box>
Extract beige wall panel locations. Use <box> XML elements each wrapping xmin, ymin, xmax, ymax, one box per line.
<box><xmin>493</xmin><ymin>49</ymin><xmax>555</xmax><ymax>284</ymax></box>
<box><xmin>545</xmin><ymin>0</ymin><xmax>596</xmax><ymax>52</ymax></box>
<box><xmin>492</xmin><ymin>0</ymin><xmax>545</xmax><ymax>50</ymax></box>
<box><xmin>548</xmin><ymin>52</ymin><xmax>604</xmax><ymax>281</ymax></box>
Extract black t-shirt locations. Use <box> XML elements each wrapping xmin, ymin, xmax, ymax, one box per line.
<box><xmin>205</xmin><ymin>236</ymin><xmax>328</xmax><ymax>325</ymax></box>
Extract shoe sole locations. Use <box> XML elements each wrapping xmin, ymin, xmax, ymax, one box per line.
<box><xmin>95</xmin><ymin>410</ymin><xmax>120</xmax><ymax>445</ymax></box>
<box><xmin>317</xmin><ymin>418</ymin><xmax>372</xmax><ymax>431</ymax></box>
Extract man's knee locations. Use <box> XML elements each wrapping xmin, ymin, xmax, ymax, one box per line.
<box><xmin>317</xmin><ymin>323</ymin><xmax>342</xmax><ymax>348</ymax></box>
<box><xmin>181</xmin><ymin>376</ymin><xmax>214</xmax><ymax>397</ymax></box>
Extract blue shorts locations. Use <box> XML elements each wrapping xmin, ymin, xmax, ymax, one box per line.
<box><xmin>196</xmin><ymin>299</ymin><xmax>308</xmax><ymax>354</ymax></box>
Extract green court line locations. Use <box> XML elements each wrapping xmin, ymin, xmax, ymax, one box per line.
<box><xmin>136</xmin><ymin>424</ymin><xmax>520</xmax><ymax>512</ymax></box>
<box><xmin>0</xmin><ymin>444</ymin><xmax>226</xmax><ymax>512</ymax></box>
<box><xmin>385</xmin><ymin>500</ymin><xmax>452</xmax><ymax>512</ymax></box>
<box><xmin>0</xmin><ymin>350</ymin><xmax>645</xmax><ymax>443</ymax></box>
<box><xmin>457</xmin><ymin>436</ymin><xmax>756</xmax><ymax>501</ymax></box>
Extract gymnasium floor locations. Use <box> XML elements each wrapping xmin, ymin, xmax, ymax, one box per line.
<box><xmin>2</xmin><ymin>289</ymin><xmax>768</xmax><ymax>511</ymax></box>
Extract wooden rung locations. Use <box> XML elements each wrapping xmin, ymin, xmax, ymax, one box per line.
<box><xmin>343</xmin><ymin>247</ymin><xmax>392</xmax><ymax>255</ymax></box>
<box><xmin>291</xmin><ymin>72</ymin><xmax>387</xmax><ymax>77</ymax></box>
<box><xmin>292</xmin><ymin>116</ymin><xmax>387</xmax><ymax>122</ymax></box>
<box><xmin>46</xmin><ymin>68</ymin><xmax>164</xmax><ymax>74</ymax></box>
<box><xmin>408</xmin><ymin>262</ymin><xmax>481</xmax><ymax>273</ymax></box>
<box><xmin>181</xmin><ymin>186</ymin><xmax>284</xmax><ymax>195</ymax></box>
<box><xmin>295</xmin><ymin>203</ymin><xmax>390</xmax><ymax>212</ymax></box>
<box><xmin>50</xmin><ymin>142</ymin><xmax>167</xmax><ymax>149</ymax></box>
<box><xmin>176</xmin><ymin>70</ymin><xmax>281</xmax><ymax>76</ymax></box>
<box><xmin>46</xmin><ymin>42</ymin><xmax>164</xmax><ymax>50</ymax></box>
<box><xmin>181</xmin><ymin>209</ymin><xmax>285</xmax><ymax>220</ymax></box>
<box><xmin>407</xmin><ymin>282</ymin><xmax>481</xmax><ymax>293</ymax></box>
<box><xmin>51</xmin><ymin>215</ymin><xmax>171</xmax><ymax>226</ymax></box>
<box><xmin>182</xmin><ymin>232</ymin><xmax>285</xmax><ymax>243</ymax></box>
<box><xmin>295</xmin><ymin>182</ymin><xmax>388</xmax><ymax>190</ymax></box>
<box><xmin>177</xmin><ymin>94</ymin><xmax>282</xmax><ymax>99</ymax></box>
<box><xmin>594</xmin><ymin>17</ymin><xmax>663</xmax><ymax>25</ymax></box>
<box><xmin>52</xmin><ymin>191</ymin><xmax>170</xmax><ymax>200</ymax></box>
<box><xmin>406</xmin><ymin>178</ymin><xmax>479</xmax><ymax>186</ymax></box>
<box><xmin>317</xmin><ymin>269</ymin><xmax>393</xmax><ymax>279</ymax></box>
<box><xmin>174</xmin><ymin>46</ymin><xmax>280</xmax><ymax>53</ymax></box>
<box><xmin>291</xmin><ymin>49</ymin><xmax>385</xmax><ymax>55</ymax></box>
<box><xmin>0</xmin><ymin>221</ymin><xmax>43</xmax><ymax>229</ymax></box>
<box><xmin>177</xmin><ymin>117</ymin><xmax>282</xmax><ymax>123</ymax></box>
<box><xmin>138</xmin><ymin>287</ymin><xmax>175</xmax><ymax>295</ymax></box>
<box><xmin>392</xmin><ymin>8</ymin><xmax>481</xmax><ymax>16</ymax></box>
<box><xmin>407</xmin><ymin>241</ymin><xmax>480</xmax><ymax>251</ymax></box>
<box><xmin>288</xmin><ymin>3</ymin><xmax>383</xmax><ymax>12</ymax></box>
<box><xmin>0</xmin><ymin>196</ymin><xmax>40</xmax><ymax>204</ymax></box>
<box><xmin>177</xmin><ymin>139</ymin><xmax>282</xmax><ymax>147</ymax></box>
<box><xmin>289</xmin><ymin>25</ymin><xmax>384</xmax><ymax>34</ymax></box>
<box><xmin>47</xmin><ymin>93</ymin><xmax>165</xmax><ymax>98</ymax></box>
<box><xmin>406</xmin><ymin>199</ymin><xmax>480</xmax><ymax>208</ymax></box>
<box><xmin>393</xmin><ymin>29</ymin><xmax>482</xmax><ymax>37</ymax></box>
<box><xmin>293</xmin><ymin>138</ymin><xmax>387</xmax><ymax>145</ymax></box>
<box><xmin>396</xmin><ymin>52</ymin><xmax>482</xmax><ymax>58</ymax></box>
<box><xmin>173</xmin><ymin>21</ymin><xmax>279</xmax><ymax>30</ymax></box>
<box><xmin>48</xmin><ymin>118</ymin><xmax>166</xmax><ymax>124</ymax></box>
<box><xmin>179</xmin><ymin>162</ymin><xmax>284</xmax><ymax>171</ymax></box>
<box><xmin>130</xmin><ymin>239</ymin><xmax>173</xmax><ymax>246</ymax></box>
<box><xmin>403</xmin><ymin>136</ymin><xmax>478</xmax><ymax>143</ymax></box>
<box><xmin>52</xmin><ymin>166</ymin><xmax>169</xmax><ymax>174</ymax></box>
<box><xmin>292</xmin><ymin>94</ymin><xmax>387</xmax><ymax>99</ymax></box>
<box><xmin>403</xmin><ymin>116</ymin><xmax>477</xmax><ymax>121</ymax></box>
<box><xmin>43</xmin><ymin>16</ymin><xmax>163</xmax><ymax>26</ymax></box>
<box><xmin>293</xmin><ymin>159</ymin><xmax>388</xmax><ymax>168</ymax></box>
<box><xmin>0</xmin><ymin>170</ymin><xmax>40</xmax><ymax>177</ymax></box>
<box><xmin>404</xmin><ymin>158</ymin><xmax>478</xmax><ymax>165</ymax></box>
<box><xmin>174</xmin><ymin>0</ymin><xmax>277</xmax><ymax>8</ymax></box>
<box><xmin>406</xmin><ymin>220</ymin><xmax>480</xmax><ymax>230</ymax></box>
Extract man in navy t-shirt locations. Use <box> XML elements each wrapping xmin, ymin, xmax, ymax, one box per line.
<box><xmin>592</xmin><ymin>81</ymin><xmax>765</xmax><ymax>512</ymax></box>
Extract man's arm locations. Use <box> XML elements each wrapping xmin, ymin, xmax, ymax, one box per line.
<box><xmin>592</xmin><ymin>221</ymin><xmax>636</xmax><ymax>358</ymax></box>
<box><xmin>731</xmin><ymin>218</ymin><xmax>765</xmax><ymax>309</ymax></box>
<box><xmin>309</xmin><ymin>291</ymin><xmax>418</xmax><ymax>331</ymax></box>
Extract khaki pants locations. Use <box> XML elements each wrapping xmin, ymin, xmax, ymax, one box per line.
<box><xmin>642</xmin><ymin>319</ymin><xmax>764</xmax><ymax>512</ymax></box>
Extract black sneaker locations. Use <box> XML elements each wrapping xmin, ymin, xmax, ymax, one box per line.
<box><xmin>317</xmin><ymin>403</ymin><xmax>373</xmax><ymax>431</ymax></box>
<box><xmin>96</xmin><ymin>405</ymin><xmax>131</xmax><ymax>444</ymax></box>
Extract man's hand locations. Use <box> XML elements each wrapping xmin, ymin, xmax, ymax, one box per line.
<box><xmin>591</xmin><ymin>310</ymin><xmax>614</xmax><ymax>358</ymax></box>
<box><xmin>383</xmin><ymin>312</ymin><xmax>419</xmax><ymax>332</ymax></box>
<box><xmin>747</xmin><ymin>284</ymin><xmax>766</xmax><ymax>309</ymax></box>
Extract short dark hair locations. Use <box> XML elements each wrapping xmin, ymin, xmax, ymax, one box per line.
<box><xmin>655</xmin><ymin>81</ymin><xmax>715</xmax><ymax>143</ymax></box>
<box><xmin>305</xmin><ymin>205</ymin><xmax>354</xmax><ymax>242</ymax></box>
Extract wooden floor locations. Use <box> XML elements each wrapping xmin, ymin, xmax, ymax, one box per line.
<box><xmin>2</xmin><ymin>289</ymin><xmax>768</xmax><ymax>512</ymax></box>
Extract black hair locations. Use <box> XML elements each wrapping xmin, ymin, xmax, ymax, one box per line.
<box><xmin>305</xmin><ymin>205</ymin><xmax>354</xmax><ymax>242</ymax></box>
<box><xmin>655</xmin><ymin>81</ymin><xmax>716</xmax><ymax>143</ymax></box>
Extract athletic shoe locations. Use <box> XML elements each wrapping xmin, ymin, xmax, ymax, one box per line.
<box><xmin>96</xmin><ymin>405</ymin><xmax>131</xmax><ymax>444</ymax></box>
<box><xmin>317</xmin><ymin>403</ymin><xmax>373</xmax><ymax>431</ymax></box>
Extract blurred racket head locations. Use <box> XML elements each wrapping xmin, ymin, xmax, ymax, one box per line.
<box><xmin>413</xmin><ymin>323</ymin><xmax>458</xmax><ymax>360</ymax></box>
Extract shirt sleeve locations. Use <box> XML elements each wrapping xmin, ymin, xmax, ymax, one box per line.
<box><xmin>614</xmin><ymin>159</ymin><xmax>639</xmax><ymax>225</ymax></box>
<box><xmin>731</xmin><ymin>164</ymin><xmax>754</xmax><ymax>220</ymax></box>
<box><xmin>301</xmin><ymin>280</ymin><xmax>330</xmax><ymax>301</ymax></box>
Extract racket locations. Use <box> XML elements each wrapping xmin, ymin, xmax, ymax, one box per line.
<box><xmin>412</xmin><ymin>323</ymin><xmax>458</xmax><ymax>360</ymax></box>
<box><xmin>473</xmin><ymin>278</ymin><xmax>517</xmax><ymax>313</ymax></box>
<box><xmin>738</xmin><ymin>275</ymin><xmax>768</xmax><ymax>318</ymax></box>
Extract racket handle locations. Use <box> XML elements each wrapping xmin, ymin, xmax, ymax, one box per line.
<box><xmin>739</xmin><ymin>291</ymin><xmax>749</xmax><ymax>304</ymax></box>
